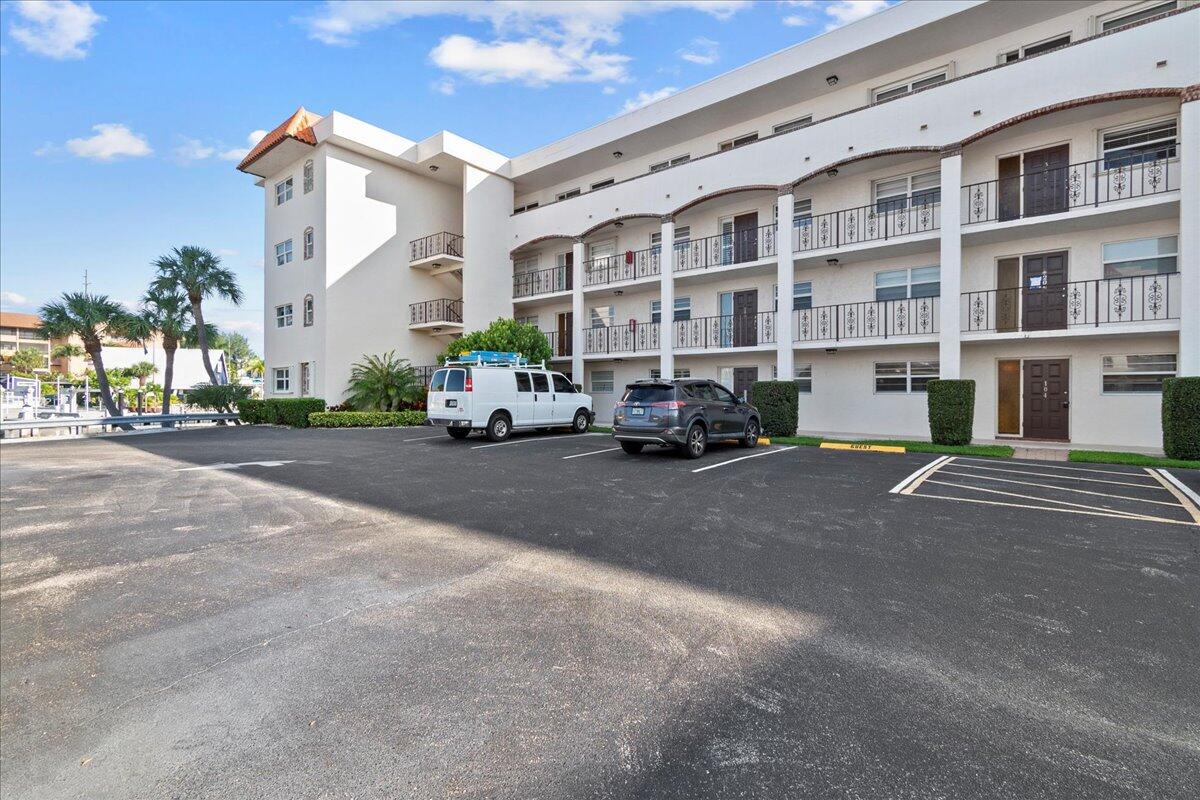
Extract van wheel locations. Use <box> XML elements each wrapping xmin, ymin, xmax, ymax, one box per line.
<box><xmin>740</xmin><ymin>418</ymin><xmax>760</xmax><ymax>448</ymax></box>
<box><xmin>485</xmin><ymin>412</ymin><xmax>512</xmax><ymax>442</ymax></box>
<box><xmin>571</xmin><ymin>409</ymin><xmax>590</xmax><ymax>434</ymax></box>
<box><xmin>681</xmin><ymin>424</ymin><xmax>707</xmax><ymax>459</ymax></box>
<box><xmin>620</xmin><ymin>441</ymin><xmax>644</xmax><ymax>455</ymax></box>
<box><xmin>446</xmin><ymin>427</ymin><xmax>470</xmax><ymax>439</ymax></box>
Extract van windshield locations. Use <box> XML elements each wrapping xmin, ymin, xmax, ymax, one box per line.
<box><xmin>430</xmin><ymin>369</ymin><xmax>448</xmax><ymax>392</ymax></box>
<box><xmin>622</xmin><ymin>385</ymin><xmax>675</xmax><ymax>403</ymax></box>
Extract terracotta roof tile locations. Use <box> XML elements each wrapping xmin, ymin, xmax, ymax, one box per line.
<box><xmin>236</xmin><ymin>107</ymin><xmax>321</xmax><ymax>173</ymax></box>
<box><xmin>0</xmin><ymin>311</ymin><xmax>42</xmax><ymax>329</ymax></box>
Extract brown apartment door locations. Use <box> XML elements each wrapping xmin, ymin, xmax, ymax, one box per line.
<box><xmin>998</xmin><ymin>155</ymin><xmax>1022</xmax><ymax>221</ymax></box>
<box><xmin>732</xmin><ymin>367</ymin><xmax>759</xmax><ymax>400</ymax></box>
<box><xmin>561</xmin><ymin>251</ymin><xmax>573</xmax><ymax>291</ymax></box>
<box><xmin>732</xmin><ymin>290</ymin><xmax>758</xmax><ymax>347</ymax></box>
<box><xmin>733</xmin><ymin>212</ymin><xmax>759</xmax><ymax>263</ymax></box>
<box><xmin>1022</xmin><ymin>145</ymin><xmax>1070</xmax><ymax>216</ymax></box>
<box><xmin>557</xmin><ymin>312</ymin><xmax>572</xmax><ymax>357</ymax></box>
<box><xmin>996</xmin><ymin>257</ymin><xmax>1021</xmax><ymax>332</ymax></box>
<box><xmin>1024</xmin><ymin>359</ymin><xmax>1069</xmax><ymax>440</ymax></box>
<box><xmin>1022</xmin><ymin>251</ymin><xmax>1068</xmax><ymax>331</ymax></box>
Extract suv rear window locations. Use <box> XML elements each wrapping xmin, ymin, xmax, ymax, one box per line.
<box><xmin>622</xmin><ymin>385</ymin><xmax>676</xmax><ymax>403</ymax></box>
<box><xmin>430</xmin><ymin>369</ymin><xmax>448</xmax><ymax>392</ymax></box>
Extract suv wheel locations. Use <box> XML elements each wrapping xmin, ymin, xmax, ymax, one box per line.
<box><xmin>571</xmin><ymin>409</ymin><xmax>590</xmax><ymax>434</ymax></box>
<box><xmin>486</xmin><ymin>412</ymin><xmax>512</xmax><ymax>442</ymax></box>
<box><xmin>682</xmin><ymin>424</ymin><xmax>707</xmax><ymax>459</ymax></box>
<box><xmin>740</xmin><ymin>418</ymin><xmax>760</xmax><ymax>448</ymax></box>
<box><xmin>620</xmin><ymin>441</ymin><xmax>644</xmax><ymax>455</ymax></box>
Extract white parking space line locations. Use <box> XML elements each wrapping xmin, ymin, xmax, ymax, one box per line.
<box><xmin>1149</xmin><ymin>469</ymin><xmax>1200</xmax><ymax>524</ymax></box>
<box><xmin>471</xmin><ymin>433</ymin><xmax>603</xmax><ymax>450</ymax></box>
<box><xmin>562</xmin><ymin>447</ymin><xmax>622</xmax><ymax>460</ymax></box>
<box><xmin>935</xmin><ymin>469</ymin><xmax>1181</xmax><ymax>507</ymax></box>
<box><xmin>889</xmin><ymin>456</ymin><xmax>951</xmax><ymax>494</ymax></box>
<box><xmin>691</xmin><ymin>446</ymin><xmax>797</xmax><ymax>473</ymax></box>
<box><xmin>948</xmin><ymin>461</ymin><xmax>1161</xmax><ymax>488</ymax></box>
<box><xmin>921</xmin><ymin>479</ymin><xmax>1183</xmax><ymax>524</ymax></box>
<box><xmin>911</xmin><ymin>492</ymin><xmax>1198</xmax><ymax>527</ymax></box>
<box><xmin>952</xmin><ymin>456</ymin><xmax>1158</xmax><ymax>479</ymax></box>
<box><xmin>403</xmin><ymin>433</ymin><xmax>446</xmax><ymax>442</ymax></box>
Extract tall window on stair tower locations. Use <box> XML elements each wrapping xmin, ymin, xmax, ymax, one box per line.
<box><xmin>303</xmin><ymin>294</ymin><xmax>314</xmax><ymax>326</ymax></box>
<box><xmin>303</xmin><ymin>159</ymin><xmax>314</xmax><ymax>193</ymax></box>
<box><xmin>303</xmin><ymin>227</ymin><xmax>314</xmax><ymax>259</ymax></box>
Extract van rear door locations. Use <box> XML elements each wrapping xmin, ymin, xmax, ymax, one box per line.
<box><xmin>429</xmin><ymin>367</ymin><xmax>470</xmax><ymax>425</ymax></box>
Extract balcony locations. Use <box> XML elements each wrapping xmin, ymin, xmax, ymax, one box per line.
<box><xmin>676</xmin><ymin>224</ymin><xmax>777</xmax><ymax>274</ymax></box>
<box><xmin>961</xmin><ymin>273</ymin><xmax>1180</xmax><ymax>337</ymax></box>
<box><xmin>514</xmin><ymin>265</ymin><xmax>572</xmax><ymax>299</ymax></box>
<box><xmin>583</xmin><ymin>246</ymin><xmax>660</xmax><ymax>288</ymax></box>
<box><xmin>583</xmin><ymin>321</ymin><xmax>660</xmax><ymax>356</ymax></box>
<box><xmin>541</xmin><ymin>330</ymin><xmax>572</xmax><ymax>360</ymax></box>
<box><xmin>409</xmin><ymin>232</ymin><xmax>464</xmax><ymax>273</ymax></box>
<box><xmin>408</xmin><ymin>298</ymin><xmax>463</xmax><ymax>332</ymax></box>
<box><xmin>793</xmin><ymin>296</ymin><xmax>939</xmax><ymax>346</ymax></box>
<box><xmin>581</xmin><ymin>312</ymin><xmax>778</xmax><ymax>357</ymax></box>
<box><xmin>793</xmin><ymin>201</ymin><xmax>940</xmax><ymax>256</ymax></box>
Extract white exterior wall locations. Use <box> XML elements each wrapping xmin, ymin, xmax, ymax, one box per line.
<box><xmin>463</xmin><ymin>164</ymin><xmax>515</xmax><ymax>330</ymax></box>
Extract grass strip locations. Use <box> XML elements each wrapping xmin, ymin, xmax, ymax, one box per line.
<box><xmin>773</xmin><ymin>435</ymin><xmax>1014</xmax><ymax>458</ymax></box>
<box><xmin>1069</xmin><ymin>449</ymin><xmax>1200</xmax><ymax>470</ymax></box>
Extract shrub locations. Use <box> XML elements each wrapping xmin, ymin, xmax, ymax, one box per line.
<box><xmin>188</xmin><ymin>383</ymin><xmax>252</xmax><ymax>413</ymax></box>
<box><xmin>1162</xmin><ymin>377</ymin><xmax>1200</xmax><ymax>460</ymax></box>
<box><xmin>439</xmin><ymin>318</ymin><xmax>552</xmax><ymax>365</ymax></box>
<box><xmin>749</xmin><ymin>380</ymin><xmax>799</xmax><ymax>437</ymax></box>
<box><xmin>344</xmin><ymin>351</ymin><xmax>425</xmax><ymax>411</ymax></box>
<box><xmin>238</xmin><ymin>398</ymin><xmax>266</xmax><ymax>424</ymax></box>
<box><xmin>237</xmin><ymin>397</ymin><xmax>326</xmax><ymax>427</ymax></box>
<box><xmin>308</xmin><ymin>410</ymin><xmax>427</xmax><ymax>428</ymax></box>
<box><xmin>927</xmin><ymin>379</ymin><xmax>976</xmax><ymax>446</ymax></box>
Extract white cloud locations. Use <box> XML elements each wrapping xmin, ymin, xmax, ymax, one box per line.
<box><xmin>782</xmin><ymin>14</ymin><xmax>808</xmax><ymax>28</ymax></box>
<box><xmin>217</xmin><ymin>318</ymin><xmax>263</xmax><ymax>334</ymax></box>
<box><xmin>431</xmin><ymin>77</ymin><xmax>457</xmax><ymax>95</ymax></box>
<box><xmin>172</xmin><ymin>137</ymin><xmax>216</xmax><ymax>163</ymax></box>
<box><xmin>1</xmin><ymin>290</ymin><xmax>29</xmax><ymax>306</ymax></box>
<box><xmin>785</xmin><ymin>0</ymin><xmax>893</xmax><ymax>32</ymax></box>
<box><xmin>602</xmin><ymin>86</ymin><xmax>617</xmax><ymax>95</ymax></box>
<box><xmin>8</xmin><ymin>0</ymin><xmax>103</xmax><ymax>60</ymax></box>
<box><xmin>217</xmin><ymin>129</ymin><xmax>269</xmax><ymax>162</ymax></box>
<box><xmin>48</xmin><ymin>123</ymin><xmax>153</xmax><ymax>161</ymax></box>
<box><xmin>299</xmin><ymin>1</ymin><xmax>751</xmax><ymax>86</ymax></box>
<box><xmin>214</xmin><ymin>248</ymin><xmax>239</xmax><ymax>258</ymax></box>
<box><xmin>621</xmin><ymin>86</ymin><xmax>677</xmax><ymax>114</ymax></box>
<box><xmin>679</xmin><ymin>36</ymin><xmax>718</xmax><ymax>66</ymax></box>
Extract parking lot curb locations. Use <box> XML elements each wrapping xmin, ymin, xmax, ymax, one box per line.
<box><xmin>821</xmin><ymin>442</ymin><xmax>906</xmax><ymax>454</ymax></box>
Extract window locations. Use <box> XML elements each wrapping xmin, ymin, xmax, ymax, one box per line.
<box><xmin>303</xmin><ymin>295</ymin><xmax>314</xmax><ymax>326</ymax></box>
<box><xmin>303</xmin><ymin>227</ymin><xmax>314</xmax><ymax>259</ymax></box>
<box><xmin>875</xmin><ymin>361</ymin><xmax>938</xmax><ymax>393</ymax></box>
<box><xmin>773</xmin><ymin>116</ymin><xmax>812</xmax><ymax>135</ymax></box>
<box><xmin>1103</xmin><ymin>236</ymin><xmax>1178</xmax><ymax>278</ymax></box>
<box><xmin>430</xmin><ymin>369</ymin><xmax>448</xmax><ymax>392</ymax></box>
<box><xmin>794</xmin><ymin>363</ymin><xmax>812</xmax><ymax>394</ymax></box>
<box><xmin>650</xmin><ymin>296</ymin><xmax>691</xmax><ymax>323</ymax></box>
<box><xmin>774</xmin><ymin>281</ymin><xmax>813</xmax><ymax>311</ymax></box>
<box><xmin>718</xmin><ymin>132</ymin><xmax>758</xmax><ymax>152</ymax></box>
<box><xmin>275</xmin><ymin>239</ymin><xmax>293</xmax><ymax>266</ymax></box>
<box><xmin>875</xmin><ymin>267</ymin><xmax>940</xmax><ymax>301</ymax></box>
<box><xmin>552</xmin><ymin>374</ymin><xmax>575</xmax><ymax>393</ymax></box>
<box><xmin>513</xmin><ymin>254</ymin><xmax>539</xmax><ymax>274</ymax></box>
<box><xmin>445</xmin><ymin>370</ymin><xmax>465</xmax><ymax>392</ymax></box>
<box><xmin>650</xmin><ymin>154</ymin><xmax>690</xmax><ymax>172</ymax></box>
<box><xmin>275</xmin><ymin>177</ymin><xmax>293</xmax><ymax>205</ymax></box>
<box><xmin>515</xmin><ymin>315</ymin><xmax>539</xmax><ymax>327</ymax></box>
<box><xmin>513</xmin><ymin>201</ymin><xmax>540</xmax><ymax>214</ymax></box>
<box><xmin>532</xmin><ymin>373</ymin><xmax>550</xmax><ymax>393</ymax></box>
<box><xmin>775</xmin><ymin>198</ymin><xmax>814</xmax><ymax>228</ymax></box>
<box><xmin>1099</xmin><ymin>0</ymin><xmax>1178</xmax><ymax>32</ymax></box>
<box><xmin>1102</xmin><ymin>354</ymin><xmax>1177</xmax><ymax>392</ymax></box>
<box><xmin>590</xmin><ymin>305</ymin><xmax>614</xmax><ymax>328</ymax></box>
<box><xmin>872</xmin><ymin>67</ymin><xmax>948</xmax><ymax>102</ymax></box>
<box><xmin>649</xmin><ymin>226</ymin><xmax>691</xmax><ymax>254</ymax></box>
<box><xmin>650</xmin><ymin>368</ymin><xmax>691</xmax><ymax>380</ymax></box>
<box><xmin>275</xmin><ymin>304</ymin><xmax>294</xmax><ymax>328</ymax></box>
<box><xmin>515</xmin><ymin>371</ymin><xmax>532</xmax><ymax>392</ymax></box>
<box><xmin>999</xmin><ymin>33</ymin><xmax>1070</xmax><ymax>63</ymax></box>
<box><xmin>555</xmin><ymin>188</ymin><xmax>581</xmax><ymax>201</ymax></box>
<box><xmin>590</xmin><ymin>178</ymin><xmax>615</xmax><ymax>191</ymax></box>
<box><xmin>273</xmin><ymin>367</ymin><xmax>291</xmax><ymax>393</ymax></box>
<box><xmin>303</xmin><ymin>159</ymin><xmax>314</xmax><ymax>193</ymax></box>
<box><xmin>1100</xmin><ymin>118</ymin><xmax>1177</xmax><ymax>168</ymax></box>
<box><xmin>591</xmin><ymin>370</ymin><xmax>614</xmax><ymax>394</ymax></box>
<box><xmin>300</xmin><ymin>362</ymin><xmax>312</xmax><ymax>397</ymax></box>
<box><xmin>873</xmin><ymin>170</ymin><xmax>940</xmax><ymax>212</ymax></box>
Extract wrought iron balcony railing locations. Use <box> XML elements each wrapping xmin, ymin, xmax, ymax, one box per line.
<box><xmin>409</xmin><ymin>231</ymin><xmax>464</xmax><ymax>262</ymax></box>
<box><xmin>794</xmin><ymin>296</ymin><xmax>939</xmax><ymax>342</ymax></box>
<box><xmin>582</xmin><ymin>321</ymin><xmax>661</xmax><ymax>355</ymax></box>
<box><xmin>409</xmin><ymin>298</ymin><xmax>463</xmax><ymax>326</ymax></box>
<box><xmin>793</xmin><ymin>201</ymin><xmax>940</xmax><ymax>253</ymax></box>
<box><xmin>676</xmin><ymin>224</ymin><xmax>777</xmax><ymax>273</ymax></box>
<box><xmin>414</xmin><ymin>365</ymin><xmax>439</xmax><ymax>386</ymax></box>
<box><xmin>542</xmin><ymin>329</ymin><xmax>573</xmax><ymax>359</ymax></box>
<box><xmin>673</xmin><ymin>312</ymin><xmax>777</xmax><ymax>349</ymax></box>
<box><xmin>962</xmin><ymin>273</ymin><xmax>1180</xmax><ymax>333</ymax></box>
<box><xmin>583</xmin><ymin>246</ymin><xmax>660</xmax><ymax>287</ymax></box>
<box><xmin>513</xmin><ymin>266</ymin><xmax>572</xmax><ymax>298</ymax></box>
<box><xmin>961</xmin><ymin>155</ymin><xmax>1177</xmax><ymax>225</ymax></box>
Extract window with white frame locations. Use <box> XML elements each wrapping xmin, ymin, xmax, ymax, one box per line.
<box><xmin>650</xmin><ymin>368</ymin><xmax>691</xmax><ymax>380</ymax></box>
<box><xmin>590</xmin><ymin>178</ymin><xmax>615</xmax><ymax>191</ymax></box>
<box><xmin>651</xmin><ymin>296</ymin><xmax>691</xmax><ymax>324</ymax></box>
<box><xmin>555</xmin><ymin>188</ymin><xmax>581</xmax><ymax>201</ymax></box>
<box><xmin>649</xmin><ymin>226</ymin><xmax>691</xmax><ymax>254</ymax></box>
<box><xmin>303</xmin><ymin>227</ymin><xmax>314</xmax><ymax>259</ymax></box>
<box><xmin>590</xmin><ymin>370</ymin><xmax>614</xmax><ymax>393</ymax></box>
<box><xmin>1102</xmin><ymin>354</ymin><xmax>1176</xmax><ymax>392</ymax></box>
<box><xmin>1102</xmin><ymin>235</ymin><xmax>1177</xmax><ymax>278</ymax></box>
<box><xmin>590</xmin><ymin>305</ymin><xmax>614</xmax><ymax>328</ymax></box>
<box><xmin>1100</xmin><ymin>118</ymin><xmax>1178</xmax><ymax>168</ymax></box>
<box><xmin>875</xmin><ymin>267</ymin><xmax>940</xmax><ymax>301</ymax></box>
<box><xmin>275</xmin><ymin>177</ymin><xmax>293</xmax><ymax>205</ymax></box>
<box><xmin>873</xmin><ymin>170</ymin><xmax>940</xmax><ymax>212</ymax></box>
<box><xmin>303</xmin><ymin>295</ymin><xmax>314</xmax><ymax>326</ymax></box>
<box><xmin>273</xmin><ymin>367</ymin><xmax>291</xmax><ymax>393</ymax></box>
<box><xmin>513</xmin><ymin>201</ymin><xmax>540</xmax><ymax>213</ymax></box>
<box><xmin>515</xmin><ymin>314</ymin><xmax>539</xmax><ymax>327</ymax></box>
<box><xmin>875</xmin><ymin>361</ymin><xmax>938</xmax><ymax>393</ymax></box>
<box><xmin>1098</xmin><ymin>0</ymin><xmax>1178</xmax><ymax>32</ymax></box>
<box><xmin>718</xmin><ymin>132</ymin><xmax>758</xmax><ymax>151</ymax></box>
<box><xmin>773</xmin><ymin>116</ymin><xmax>813</xmax><ymax>135</ymax></box>
<box><xmin>303</xmin><ymin>159</ymin><xmax>314</xmax><ymax>193</ymax></box>
<box><xmin>650</xmin><ymin>155</ymin><xmax>690</xmax><ymax>172</ymax></box>
<box><xmin>774</xmin><ymin>199</ymin><xmax>813</xmax><ymax>228</ymax></box>
<box><xmin>872</xmin><ymin>67</ymin><xmax>948</xmax><ymax>102</ymax></box>
<box><xmin>774</xmin><ymin>281</ymin><xmax>813</xmax><ymax>311</ymax></box>
<box><xmin>275</xmin><ymin>304</ymin><xmax>294</xmax><ymax>328</ymax></box>
<box><xmin>275</xmin><ymin>239</ymin><xmax>293</xmax><ymax>266</ymax></box>
<box><xmin>513</xmin><ymin>254</ymin><xmax>539</xmax><ymax>274</ymax></box>
<box><xmin>774</xmin><ymin>363</ymin><xmax>813</xmax><ymax>393</ymax></box>
<box><xmin>998</xmin><ymin>33</ymin><xmax>1070</xmax><ymax>63</ymax></box>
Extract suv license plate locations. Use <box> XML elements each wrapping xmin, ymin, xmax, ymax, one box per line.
<box><xmin>631</xmin><ymin>407</ymin><xmax>645</xmax><ymax>416</ymax></box>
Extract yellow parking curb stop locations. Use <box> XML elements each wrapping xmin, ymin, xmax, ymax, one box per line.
<box><xmin>820</xmin><ymin>442</ymin><xmax>906</xmax><ymax>454</ymax></box>
<box><xmin>757</xmin><ymin>437</ymin><xmax>771</xmax><ymax>445</ymax></box>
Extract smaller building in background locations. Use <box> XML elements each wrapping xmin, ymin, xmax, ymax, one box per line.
<box><xmin>101</xmin><ymin>343</ymin><xmax>228</xmax><ymax>391</ymax></box>
<box><xmin>0</xmin><ymin>311</ymin><xmax>52</xmax><ymax>374</ymax></box>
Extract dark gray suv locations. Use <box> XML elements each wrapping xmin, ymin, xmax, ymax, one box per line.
<box><xmin>612</xmin><ymin>379</ymin><xmax>761</xmax><ymax>459</ymax></box>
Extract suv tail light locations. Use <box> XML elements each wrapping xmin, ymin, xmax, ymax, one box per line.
<box><xmin>651</xmin><ymin>400</ymin><xmax>685</xmax><ymax>410</ymax></box>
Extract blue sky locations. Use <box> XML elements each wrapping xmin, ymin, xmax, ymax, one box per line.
<box><xmin>0</xmin><ymin>0</ymin><xmax>892</xmax><ymax>353</ymax></box>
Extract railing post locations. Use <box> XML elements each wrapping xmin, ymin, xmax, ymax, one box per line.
<box><xmin>1094</xmin><ymin>280</ymin><xmax>1100</xmax><ymax>326</ymax></box>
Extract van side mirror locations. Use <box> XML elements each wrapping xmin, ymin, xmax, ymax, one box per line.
<box><xmin>574</xmin><ymin>383</ymin><xmax>583</xmax><ymax>392</ymax></box>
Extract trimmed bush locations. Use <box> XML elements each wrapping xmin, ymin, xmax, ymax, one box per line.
<box><xmin>749</xmin><ymin>380</ymin><xmax>799</xmax><ymax>437</ymax></box>
<box><xmin>188</xmin><ymin>383</ymin><xmax>252</xmax><ymax>413</ymax></box>
<box><xmin>238</xmin><ymin>397</ymin><xmax>326</xmax><ymax>427</ymax></box>
<box><xmin>1162</xmin><ymin>377</ymin><xmax>1200</xmax><ymax>460</ymax></box>
<box><xmin>308</xmin><ymin>410</ymin><xmax>428</xmax><ymax>428</ymax></box>
<box><xmin>927</xmin><ymin>379</ymin><xmax>976</xmax><ymax>446</ymax></box>
<box><xmin>238</xmin><ymin>398</ymin><xmax>266</xmax><ymax>424</ymax></box>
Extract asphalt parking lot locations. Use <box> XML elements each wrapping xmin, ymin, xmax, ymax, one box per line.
<box><xmin>2</xmin><ymin>425</ymin><xmax>1198</xmax><ymax>799</ymax></box>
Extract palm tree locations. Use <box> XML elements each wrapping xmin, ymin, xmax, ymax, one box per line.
<box><xmin>38</xmin><ymin>293</ymin><xmax>135</xmax><ymax>419</ymax></box>
<box><xmin>150</xmin><ymin>246</ymin><xmax>243</xmax><ymax>385</ymax></box>
<box><xmin>138</xmin><ymin>286</ymin><xmax>191</xmax><ymax>418</ymax></box>
<box><xmin>125</xmin><ymin>361</ymin><xmax>156</xmax><ymax>413</ymax></box>
<box><xmin>344</xmin><ymin>351</ymin><xmax>424</xmax><ymax>411</ymax></box>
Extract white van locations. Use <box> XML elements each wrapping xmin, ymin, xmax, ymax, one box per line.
<box><xmin>427</xmin><ymin>353</ymin><xmax>594</xmax><ymax>441</ymax></box>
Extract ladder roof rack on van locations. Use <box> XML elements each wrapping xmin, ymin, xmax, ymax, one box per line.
<box><xmin>442</xmin><ymin>350</ymin><xmax>546</xmax><ymax>370</ymax></box>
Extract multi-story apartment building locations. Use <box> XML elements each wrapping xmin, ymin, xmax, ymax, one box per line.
<box><xmin>0</xmin><ymin>312</ymin><xmax>52</xmax><ymax>374</ymax></box>
<box><xmin>240</xmin><ymin>0</ymin><xmax>1199</xmax><ymax>450</ymax></box>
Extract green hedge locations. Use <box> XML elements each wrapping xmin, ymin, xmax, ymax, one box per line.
<box><xmin>308</xmin><ymin>410</ymin><xmax>428</xmax><ymax>428</ymax></box>
<box><xmin>1162</xmin><ymin>377</ymin><xmax>1200</xmax><ymax>460</ymax></box>
<box><xmin>749</xmin><ymin>380</ymin><xmax>799</xmax><ymax>437</ymax></box>
<box><xmin>927</xmin><ymin>379</ymin><xmax>975</xmax><ymax>446</ymax></box>
<box><xmin>238</xmin><ymin>398</ymin><xmax>326</xmax><ymax>427</ymax></box>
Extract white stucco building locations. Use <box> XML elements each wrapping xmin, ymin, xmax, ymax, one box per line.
<box><xmin>240</xmin><ymin>0</ymin><xmax>1199</xmax><ymax>450</ymax></box>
